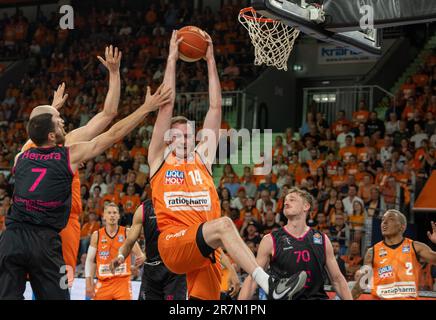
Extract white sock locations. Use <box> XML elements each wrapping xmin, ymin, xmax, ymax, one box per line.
<box><xmin>252</xmin><ymin>267</ymin><xmax>269</xmax><ymax>293</ymax></box>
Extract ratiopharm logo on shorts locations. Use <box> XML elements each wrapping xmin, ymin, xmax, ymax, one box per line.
<box><xmin>164</xmin><ymin>191</ymin><xmax>211</xmax><ymax>211</ymax></box>
<box><xmin>165</xmin><ymin>170</ymin><xmax>185</xmax><ymax>185</ymax></box>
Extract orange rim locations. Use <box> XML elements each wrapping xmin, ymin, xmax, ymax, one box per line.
<box><xmin>239</xmin><ymin>7</ymin><xmax>277</xmax><ymax>23</ymax></box>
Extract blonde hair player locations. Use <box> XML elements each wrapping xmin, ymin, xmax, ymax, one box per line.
<box><xmin>85</xmin><ymin>203</ymin><xmax>145</xmax><ymax>300</ymax></box>
<box><xmin>239</xmin><ymin>187</ymin><xmax>352</xmax><ymax>300</ymax></box>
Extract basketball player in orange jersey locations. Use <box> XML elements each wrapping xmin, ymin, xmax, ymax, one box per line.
<box><xmin>0</xmin><ymin>82</ymin><xmax>171</xmax><ymax>299</ymax></box>
<box><xmin>21</xmin><ymin>46</ymin><xmax>123</xmax><ymax>289</ymax></box>
<box><xmin>84</xmin><ymin>203</ymin><xmax>145</xmax><ymax>300</ymax></box>
<box><xmin>352</xmin><ymin>210</ymin><xmax>436</xmax><ymax>300</ymax></box>
<box><xmin>112</xmin><ymin>200</ymin><xmax>241</xmax><ymax>300</ymax></box>
<box><xmin>146</xmin><ymin>30</ymin><xmax>306</xmax><ymax>300</ymax></box>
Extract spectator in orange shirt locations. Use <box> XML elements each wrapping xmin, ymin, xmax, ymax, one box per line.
<box><xmin>100</xmin><ymin>184</ymin><xmax>120</xmax><ymax>207</ymax></box>
<box><xmin>339</xmin><ymin>135</ymin><xmax>358</xmax><ymax>163</ymax></box>
<box><xmin>307</xmin><ymin>148</ymin><xmax>324</xmax><ymax>176</ymax></box>
<box><xmin>345</xmin><ymin>155</ymin><xmax>359</xmax><ymax>176</ymax></box>
<box><xmin>94</xmin><ymin>154</ymin><xmax>112</xmax><ymax>175</ymax></box>
<box><xmin>341</xmin><ymin>241</ymin><xmax>363</xmax><ymax>281</ymax></box>
<box><xmin>239</xmin><ymin>198</ymin><xmax>262</xmax><ymax>224</ymax></box>
<box><xmin>272</xmin><ymin>135</ymin><xmax>285</xmax><ymax>159</ymax></box>
<box><xmin>357</xmin><ymin>136</ymin><xmax>374</xmax><ymax>162</ymax></box>
<box><xmin>120</xmin><ymin>185</ymin><xmax>141</xmax><ymax>226</ymax></box>
<box><xmin>412</xmin><ymin>68</ymin><xmax>430</xmax><ymax>88</ymax></box>
<box><xmin>402</xmin><ymin>97</ymin><xmax>419</xmax><ymax>121</ymax></box>
<box><xmin>332</xmin><ymin>166</ymin><xmax>348</xmax><ymax>189</ymax></box>
<box><xmin>331</xmin><ymin>110</ymin><xmax>351</xmax><ymax>136</ymax></box>
<box><xmin>130</xmin><ymin>138</ymin><xmax>147</xmax><ymax>159</ymax></box>
<box><xmin>79</xmin><ymin>212</ymin><xmax>100</xmax><ymax>257</ymax></box>
<box><xmin>352</xmin><ymin>101</ymin><xmax>369</xmax><ymax>126</ymax></box>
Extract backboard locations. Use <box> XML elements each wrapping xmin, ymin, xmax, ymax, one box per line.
<box><xmin>251</xmin><ymin>0</ymin><xmax>436</xmax><ymax>55</ymax></box>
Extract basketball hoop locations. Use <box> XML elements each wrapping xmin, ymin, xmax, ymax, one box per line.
<box><xmin>238</xmin><ymin>7</ymin><xmax>300</xmax><ymax>71</ymax></box>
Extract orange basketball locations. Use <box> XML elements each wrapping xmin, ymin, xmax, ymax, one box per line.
<box><xmin>177</xmin><ymin>26</ymin><xmax>208</xmax><ymax>62</ymax></box>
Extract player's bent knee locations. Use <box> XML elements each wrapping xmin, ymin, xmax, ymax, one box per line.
<box><xmin>217</xmin><ymin>216</ymin><xmax>236</xmax><ymax>234</ymax></box>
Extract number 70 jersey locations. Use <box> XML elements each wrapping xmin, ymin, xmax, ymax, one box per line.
<box><xmin>150</xmin><ymin>152</ymin><xmax>221</xmax><ymax>233</ymax></box>
<box><xmin>7</xmin><ymin>146</ymin><xmax>74</xmax><ymax>232</ymax></box>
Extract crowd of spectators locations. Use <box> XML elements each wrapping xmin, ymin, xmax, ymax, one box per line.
<box><xmin>0</xmin><ymin>1</ymin><xmax>434</xmax><ymax>291</ymax></box>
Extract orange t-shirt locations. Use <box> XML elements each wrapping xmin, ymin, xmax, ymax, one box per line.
<box><xmin>307</xmin><ymin>159</ymin><xmax>324</xmax><ymax>176</ymax></box>
<box><xmin>372</xmin><ymin>238</ymin><xmax>421</xmax><ymax>299</ymax></box>
<box><xmin>353</xmin><ymin>110</ymin><xmax>369</xmax><ymax>123</ymax></box>
<box><xmin>121</xmin><ymin>195</ymin><xmax>141</xmax><ymax>215</ymax></box>
<box><xmin>130</xmin><ymin>146</ymin><xmax>147</xmax><ymax>159</ymax></box>
<box><xmin>80</xmin><ymin>221</ymin><xmax>100</xmax><ymax>238</ymax></box>
<box><xmin>240</xmin><ymin>208</ymin><xmax>262</xmax><ymax>222</ymax></box>
<box><xmin>357</xmin><ymin>147</ymin><xmax>371</xmax><ymax>162</ymax></box>
<box><xmin>339</xmin><ymin>146</ymin><xmax>358</xmax><ymax>163</ymax></box>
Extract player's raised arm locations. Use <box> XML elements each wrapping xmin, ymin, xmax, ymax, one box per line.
<box><xmin>21</xmin><ymin>84</ymin><xmax>69</xmax><ymax>152</ymax></box>
<box><xmin>69</xmin><ymin>84</ymin><xmax>172</xmax><ymax>173</ymax></box>
<box><xmin>148</xmin><ymin>31</ymin><xmax>182</xmax><ymax>176</ymax></box>
<box><xmin>110</xmin><ymin>205</ymin><xmax>144</xmax><ymax>273</ymax></box>
<box><xmin>324</xmin><ymin>235</ymin><xmax>353</xmax><ymax>300</ymax></box>
<box><xmin>413</xmin><ymin>221</ymin><xmax>436</xmax><ymax>264</ymax></box>
<box><xmin>67</xmin><ymin>45</ymin><xmax>122</xmax><ymax>144</ymax></box>
<box><xmin>238</xmin><ymin>234</ymin><xmax>273</xmax><ymax>300</ymax></box>
<box><xmin>197</xmin><ymin>32</ymin><xmax>222</xmax><ymax>169</ymax></box>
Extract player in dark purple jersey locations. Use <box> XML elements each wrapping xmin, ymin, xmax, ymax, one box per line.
<box><xmin>239</xmin><ymin>187</ymin><xmax>352</xmax><ymax>300</ymax></box>
<box><xmin>0</xmin><ymin>84</ymin><xmax>171</xmax><ymax>300</ymax></box>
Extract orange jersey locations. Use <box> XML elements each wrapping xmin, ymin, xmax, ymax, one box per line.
<box><xmin>22</xmin><ymin>141</ymin><xmax>82</xmax><ymax>220</ymax></box>
<box><xmin>339</xmin><ymin>146</ymin><xmax>357</xmax><ymax>163</ymax></box>
<box><xmin>307</xmin><ymin>159</ymin><xmax>324</xmax><ymax>176</ymax></box>
<box><xmin>96</xmin><ymin>226</ymin><xmax>131</xmax><ymax>280</ymax></box>
<box><xmin>372</xmin><ymin>238</ymin><xmax>421</xmax><ymax>300</ymax></box>
<box><xmin>150</xmin><ymin>152</ymin><xmax>221</xmax><ymax>233</ymax></box>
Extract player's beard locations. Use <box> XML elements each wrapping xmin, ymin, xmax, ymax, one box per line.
<box><xmin>55</xmin><ymin>132</ymin><xmax>65</xmax><ymax>145</ymax></box>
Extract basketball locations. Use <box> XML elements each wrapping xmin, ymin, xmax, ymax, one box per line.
<box><xmin>177</xmin><ymin>26</ymin><xmax>208</xmax><ymax>62</ymax></box>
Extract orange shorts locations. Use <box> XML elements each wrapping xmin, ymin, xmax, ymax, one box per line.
<box><xmin>60</xmin><ymin>216</ymin><xmax>81</xmax><ymax>288</ymax></box>
<box><xmin>94</xmin><ymin>277</ymin><xmax>132</xmax><ymax>300</ymax></box>
<box><xmin>158</xmin><ymin>223</ymin><xmax>222</xmax><ymax>300</ymax></box>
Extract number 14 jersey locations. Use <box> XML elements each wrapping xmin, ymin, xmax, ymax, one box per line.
<box><xmin>150</xmin><ymin>151</ymin><xmax>220</xmax><ymax>233</ymax></box>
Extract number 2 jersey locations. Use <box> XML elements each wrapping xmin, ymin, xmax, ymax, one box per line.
<box><xmin>371</xmin><ymin>238</ymin><xmax>421</xmax><ymax>299</ymax></box>
<box><xmin>150</xmin><ymin>151</ymin><xmax>221</xmax><ymax>233</ymax></box>
<box><xmin>7</xmin><ymin>146</ymin><xmax>74</xmax><ymax>232</ymax></box>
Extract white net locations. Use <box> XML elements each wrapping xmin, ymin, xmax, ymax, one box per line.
<box><xmin>238</xmin><ymin>7</ymin><xmax>300</xmax><ymax>71</ymax></box>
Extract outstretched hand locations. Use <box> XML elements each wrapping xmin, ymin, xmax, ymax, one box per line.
<box><xmin>142</xmin><ymin>84</ymin><xmax>172</xmax><ymax>113</ymax></box>
<box><xmin>203</xmin><ymin>31</ymin><xmax>214</xmax><ymax>62</ymax></box>
<box><xmin>428</xmin><ymin>221</ymin><xmax>436</xmax><ymax>244</ymax></box>
<box><xmin>168</xmin><ymin>30</ymin><xmax>184</xmax><ymax>62</ymax></box>
<box><xmin>51</xmin><ymin>82</ymin><xmax>68</xmax><ymax>110</ymax></box>
<box><xmin>97</xmin><ymin>45</ymin><xmax>122</xmax><ymax>74</ymax></box>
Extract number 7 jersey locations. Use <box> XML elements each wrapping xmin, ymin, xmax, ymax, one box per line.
<box><xmin>150</xmin><ymin>152</ymin><xmax>221</xmax><ymax>232</ymax></box>
<box><xmin>7</xmin><ymin>146</ymin><xmax>74</xmax><ymax>232</ymax></box>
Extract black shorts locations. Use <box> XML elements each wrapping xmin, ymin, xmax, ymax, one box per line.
<box><xmin>0</xmin><ymin>224</ymin><xmax>70</xmax><ymax>300</ymax></box>
<box><xmin>138</xmin><ymin>262</ymin><xmax>187</xmax><ymax>300</ymax></box>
